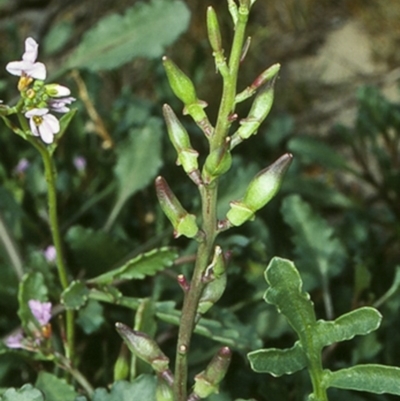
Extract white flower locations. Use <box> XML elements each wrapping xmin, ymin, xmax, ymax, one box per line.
<box><xmin>6</xmin><ymin>37</ymin><xmax>46</xmax><ymax>80</ymax></box>
<box><xmin>48</xmin><ymin>96</ymin><xmax>76</xmax><ymax>113</ymax></box>
<box><xmin>45</xmin><ymin>83</ymin><xmax>70</xmax><ymax>97</ymax></box>
<box><xmin>25</xmin><ymin>108</ymin><xmax>60</xmax><ymax>144</ymax></box>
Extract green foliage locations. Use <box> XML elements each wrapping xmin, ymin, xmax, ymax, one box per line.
<box><xmin>35</xmin><ymin>372</ymin><xmax>77</xmax><ymax>401</ymax></box>
<box><xmin>0</xmin><ymin>385</ymin><xmax>43</xmax><ymax>401</ymax></box>
<box><xmin>248</xmin><ymin>257</ymin><xmax>400</xmax><ymax>398</ymax></box>
<box><xmin>67</xmin><ymin>0</ymin><xmax>190</xmax><ymax>71</ymax></box>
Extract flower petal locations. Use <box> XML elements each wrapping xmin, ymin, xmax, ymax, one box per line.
<box><xmin>28</xmin><ymin>300</ymin><xmax>52</xmax><ymax>325</ymax></box>
<box><xmin>23</xmin><ymin>37</ymin><xmax>39</xmax><ymax>63</ymax></box>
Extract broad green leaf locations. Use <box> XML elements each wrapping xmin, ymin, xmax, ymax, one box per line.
<box><xmin>264</xmin><ymin>257</ymin><xmax>316</xmax><ymax>337</ymax></box>
<box><xmin>288</xmin><ymin>135</ymin><xmax>355</xmax><ymax>173</ymax></box>
<box><xmin>1</xmin><ymin>384</ymin><xmax>43</xmax><ymax>401</ymax></box>
<box><xmin>66</xmin><ymin>225</ymin><xmax>129</xmax><ymax>277</ymax></box>
<box><xmin>315</xmin><ymin>307</ymin><xmax>381</xmax><ymax>348</ymax></box>
<box><xmin>326</xmin><ymin>364</ymin><xmax>400</xmax><ymax>395</ymax></box>
<box><xmin>76</xmin><ymin>300</ymin><xmax>105</xmax><ymax>335</ymax></box>
<box><xmin>92</xmin><ymin>376</ymin><xmax>156</xmax><ymax>401</ymax></box>
<box><xmin>66</xmin><ymin>0</ymin><xmax>190</xmax><ymax>71</ymax></box>
<box><xmin>88</xmin><ymin>247</ymin><xmax>177</xmax><ymax>285</ymax></box>
<box><xmin>104</xmin><ymin>118</ymin><xmax>163</xmax><ymax>230</ymax></box>
<box><xmin>18</xmin><ymin>272</ymin><xmax>48</xmax><ymax>330</ymax></box>
<box><xmin>61</xmin><ymin>280</ymin><xmax>89</xmax><ymax>310</ymax></box>
<box><xmin>35</xmin><ymin>372</ymin><xmax>77</xmax><ymax>401</ymax></box>
<box><xmin>281</xmin><ymin>195</ymin><xmax>346</xmax><ymax>291</ymax></box>
<box><xmin>248</xmin><ymin>341</ymin><xmax>307</xmax><ymax>376</ymax></box>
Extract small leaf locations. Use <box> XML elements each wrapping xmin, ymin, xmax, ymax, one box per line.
<box><xmin>67</xmin><ymin>0</ymin><xmax>190</xmax><ymax>71</ymax></box>
<box><xmin>105</xmin><ymin>118</ymin><xmax>163</xmax><ymax>230</ymax></box>
<box><xmin>66</xmin><ymin>225</ymin><xmax>129</xmax><ymax>277</ymax></box>
<box><xmin>76</xmin><ymin>300</ymin><xmax>105</xmax><ymax>335</ymax></box>
<box><xmin>281</xmin><ymin>195</ymin><xmax>346</xmax><ymax>291</ymax></box>
<box><xmin>88</xmin><ymin>247</ymin><xmax>178</xmax><ymax>286</ymax></box>
<box><xmin>18</xmin><ymin>272</ymin><xmax>48</xmax><ymax>330</ymax></box>
<box><xmin>1</xmin><ymin>384</ymin><xmax>44</xmax><ymax>401</ymax></box>
<box><xmin>92</xmin><ymin>376</ymin><xmax>156</xmax><ymax>401</ymax></box>
<box><xmin>248</xmin><ymin>341</ymin><xmax>307</xmax><ymax>376</ymax></box>
<box><xmin>315</xmin><ymin>307</ymin><xmax>382</xmax><ymax>348</ymax></box>
<box><xmin>326</xmin><ymin>364</ymin><xmax>400</xmax><ymax>395</ymax></box>
<box><xmin>264</xmin><ymin>257</ymin><xmax>316</xmax><ymax>336</ymax></box>
<box><xmin>61</xmin><ymin>280</ymin><xmax>89</xmax><ymax>310</ymax></box>
<box><xmin>35</xmin><ymin>371</ymin><xmax>77</xmax><ymax>401</ymax></box>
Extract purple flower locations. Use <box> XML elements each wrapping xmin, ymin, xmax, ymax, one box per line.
<box><xmin>14</xmin><ymin>158</ymin><xmax>30</xmax><ymax>174</ymax></box>
<box><xmin>4</xmin><ymin>330</ymin><xmax>24</xmax><ymax>349</ymax></box>
<box><xmin>6</xmin><ymin>37</ymin><xmax>46</xmax><ymax>80</ymax></box>
<box><xmin>25</xmin><ymin>108</ymin><xmax>60</xmax><ymax>144</ymax></box>
<box><xmin>43</xmin><ymin>245</ymin><xmax>56</xmax><ymax>263</ymax></box>
<box><xmin>73</xmin><ymin>156</ymin><xmax>86</xmax><ymax>172</ymax></box>
<box><xmin>28</xmin><ymin>300</ymin><xmax>52</xmax><ymax>326</ymax></box>
<box><xmin>48</xmin><ymin>96</ymin><xmax>76</xmax><ymax>113</ymax></box>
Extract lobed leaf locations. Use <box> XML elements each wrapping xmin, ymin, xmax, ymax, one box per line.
<box><xmin>326</xmin><ymin>364</ymin><xmax>400</xmax><ymax>395</ymax></box>
<box><xmin>248</xmin><ymin>341</ymin><xmax>307</xmax><ymax>376</ymax></box>
<box><xmin>281</xmin><ymin>195</ymin><xmax>346</xmax><ymax>291</ymax></box>
<box><xmin>67</xmin><ymin>0</ymin><xmax>190</xmax><ymax>71</ymax></box>
<box><xmin>61</xmin><ymin>280</ymin><xmax>89</xmax><ymax>310</ymax></box>
<box><xmin>1</xmin><ymin>384</ymin><xmax>44</xmax><ymax>401</ymax></box>
<box><xmin>88</xmin><ymin>247</ymin><xmax>178</xmax><ymax>285</ymax></box>
<box><xmin>264</xmin><ymin>257</ymin><xmax>316</xmax><ymax>337</ymax></box>
<box><xmin>315</xmin><ymin>307</ymin><xmax>382</xmax><ymax>348</ymax></box>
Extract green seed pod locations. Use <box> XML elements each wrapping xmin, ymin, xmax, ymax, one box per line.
<box><xmin>203</xmin><ymin>138</ymin><xmax>232</xmax><ymax>184</ymax></box>
<box><xmin>115</xmin><ymin>322</ymin><xmax>170</xmax><ymax>374</ymax></box>
<box><xmin>163</xmin><ymin>57</ymin><xmax>197</xmax><ymax>105</ymax></box>
<box><xmin>113</xmin><ymin>344</ymin><xmax>129</xmax><ymax>381</ymax></box>
<box><xmin>207</xmin><ymin>6</ymin><xmax>222</xmax><ymax>53</ymax></box>
<box><xmin>226</xmin><ymin>153</ymin><xmax>293</xmax><ymax>226</ymax></box>
<box><xmin>155</xmin><ymin>378</ymin><xmax>175</xmax><ymax>401</ymax></box>
<box><xmin>155</xmin><ymin>176</ymin><xmax>199</xmax><ymax>238</ymax></box>
<box><xmin>235</xmin><ymin>80</ymin><xmax>276</xmax><ymax>142</ymax></box>
<box><xmin>163</xmin><ymin>104</ymin><xmax>199</xmax><ymax>175</ymax></box>
<box><xmin>198</xmin><ymin>246</ymin><xmax>227</xmax><ymax>316</ymax></box>
<box><xmin>192</xmin><ymin>347</ymin><xmax>232</xmax><ymax>398</ymax></box>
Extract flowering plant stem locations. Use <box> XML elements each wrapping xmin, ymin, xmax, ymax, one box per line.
<box><xmin>173</xmin><ymin>5</ymin><xmax>249</xmax><ymax>401</ymax></box>
<box><xmin>17</xmin><ymin>113</ymin><xmax>75</xmax><ymax>364</ymax></box>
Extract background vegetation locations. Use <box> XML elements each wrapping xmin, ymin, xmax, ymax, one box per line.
<box><xmin>0</xmin><ymin>0</ymin><xmax>400</xmax><ymax>400</ymax></box>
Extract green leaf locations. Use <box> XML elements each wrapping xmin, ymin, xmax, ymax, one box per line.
<box><xmin>104</xmin><ymin>117</ymin><xmax>163</xmax><ymax>230</ymax></box>
<box><xmin>61</xmin><ymin>280</ymin><xmax>89</xmax><ymax>310</ymax></box>
<box><xmin>288</xmin><ymin>135</ymin><xmax>355</xmax><ymax>173</ymax></box>
<box><xmin>1</xmin><ymin>384</ymin><xmax>42</xmax><ymax>401</ymax></box>
<box><xmin>66</xmin><ymin>225</ymin><xmax>129</xmax><ymax>277</ymax></box>
<box><xmin>264</xmin><ymin>257</ymin><xmax>316</xmax><ymax>336</ymax></box>
<box><xmin>326</xmin><ymin>364</ymin><xmax>400</xmax><ymax>395</ymax></box>
<box><xmin>92</xmin><ymin>376</ymin><xmax>156</xmax><ymax>401</ymax></box>
<box><xmin>248</xmin><ymin>341</ymin><xmax>307</xmax><ymax>376</ymax></box>
<box><xmin>18</xmin><ymin>272</ymin><xmax>48</xmax><ymax>330</ymax></box>
<box><xmin>35</xmin><ymin>372</ymin><xmax>77</xmax><ymax>401</ymax></box>
<box><xmin>88</xmin><ymin>247</ymin><xmax>178</xmax><ymax>286</ymax></box>
<box><xmin>1</xmin><ymin>384</ymin><xmax>44</xmax><ymax>401</ymax></box>
<box><xmin>281</xmin><ymin>195</ymin><xmax>346</xmax><ymax>291</ymax></box>
<box><xmin>76</xmin><ymin>300</ymin><xmax>105</xmax><ymax>334</ymax></box>
<box><xmin>315</xmin><ymin>307</ymin><xmax>382</xmax><ymax>348</ymax></box>
<box><xmin>67</xmin><ymin>0</ymin><xmax>190</xmax><ymax>71</ymax></box>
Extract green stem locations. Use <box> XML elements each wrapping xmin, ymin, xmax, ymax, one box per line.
<box><xmin>19</xmin><ymin>114</ymin><xmax>75</xmax><ymax>364</ymax></box>
<box><xmin>172</xmin><ymin>5</ymin><xmax>251</xmax><ymax>401</ymax></box>
<box><xmin>174</xmin><ymin>183</ymin><xmax>218</xmax><ymax>401</ymax></box>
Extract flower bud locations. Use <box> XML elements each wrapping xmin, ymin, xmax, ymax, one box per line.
<box><xmin>197</xmin><ymin>246</ymin><xmax>227</xmax><ymax>316</ymax></box>
<box><xmin>155</xmin><ymin>378</ymin><xmax>175</xmax><ymax>401</ymax></box>
<box><xmin>207</xmin><ymin>7</ymin><xmax>222</xmax><ymax>53</ymax></box>
<box><xmin>233</xmin><ymin>78</ymin><xmax>277</xmax><ymax>144</ymax></box>
<box><xmin>203</xmin><ymin>138</ymin><xmax>232</xmax><ymax>184</ymax></box>
<box><xmin>155</xmin><ymin>176</ymin><xmax>199</xmax><ymax>238</ymax></box>
<box><xmin>192</xmin><ymin>347</ymin><xmax>232</xmax><ymax>398</ymax></box>
<box><xmin>163</xmin><ymin>104</ymin><xmax>199</xmax><ymax>175</ymax></box>
<box><xmin>162</xmin><ymin>57</ymin><xmax>212</xmax><ymax>137</ymax></box>
<box><xmin>226</xmin><ymin>153</ymin><xmax>293</xmax><ymax>226</ymax></box>
<box><xmin>115</xmin><ymin>322</ymin><xmax>170</xmax><ymax>374</ymax></box>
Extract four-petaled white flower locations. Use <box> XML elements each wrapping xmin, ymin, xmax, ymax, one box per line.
<box><xmin>6</xmin><ymin>37</ymin><xmax>46</xmax><ymax>80</ymax></box>
<box><xmin>25</xmin><ymin>108</ymin><xmax>60</xmax><ymax>144</ymax></box>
